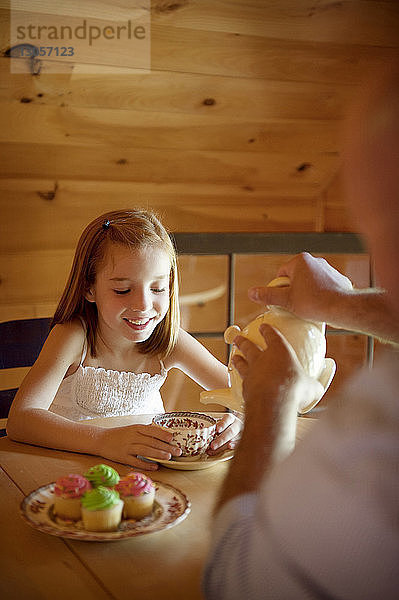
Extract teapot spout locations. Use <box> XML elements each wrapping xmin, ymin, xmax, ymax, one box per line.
<box><xmin>200</xmin><ymin>388</ymin><xmax>243</xmax><ymax>413</ymax></box>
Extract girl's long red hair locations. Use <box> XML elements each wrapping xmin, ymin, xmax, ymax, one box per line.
<box><xmin>52</xmin><ymin>209</ymin><xmax>180</xmax><ymax>359</ymax></box>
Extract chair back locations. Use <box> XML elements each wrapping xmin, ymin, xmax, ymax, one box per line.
<box><xmin>0</xmin><ymin>318</ymin><xmax>52</xmax><ymax>421</ymax></box>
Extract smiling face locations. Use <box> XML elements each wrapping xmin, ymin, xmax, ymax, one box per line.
<box><xmin>86</xmin><ymin>243</ymin><xmax>171</xmax><ymax>347</ymax></box>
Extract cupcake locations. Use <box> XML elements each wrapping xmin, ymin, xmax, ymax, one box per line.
<box><xmin>115</xmin><ymin>472</ymin><xmax>156</xmax><ymax>520</ymax></box>
<box><xmin>81</xmin><ymin>486</ymin><xmax>123</xmax><ymax>532</ymax></box>
<box><xmin>84</xmin><ymin>464</ymin><xmax>120</xmax><ymax>488</ymax></box>
<box><xmin>53</xmin><ymin>474</ymin><xmax>92</xmax><ymax>521</ymax></box>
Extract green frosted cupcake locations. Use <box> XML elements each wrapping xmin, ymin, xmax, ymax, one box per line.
<box><xmin>84</xmin><ymin>464</ymin><xmax>120</xmax><ymax>488</ymax></box>
<box><xmin>81</xmin><ymin>486</ymin><xmax>123</xmax><ymax>531</ymax></box>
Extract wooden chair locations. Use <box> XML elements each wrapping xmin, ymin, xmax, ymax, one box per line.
<box><xmin>0</xmin><ymin>318</ymin><xmax>52</xmax><ymax>436</ymax></box>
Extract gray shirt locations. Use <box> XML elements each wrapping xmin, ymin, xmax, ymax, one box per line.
<box><xmin>203</xmin><ymin>350</ymin><xmax>399</xmax><ymax>599</ymax></box>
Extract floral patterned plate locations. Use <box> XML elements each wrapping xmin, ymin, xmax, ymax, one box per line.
<box><xmin>20</xmin><ymin>481</ymin><xmax>190</xmax><ymax>542</ymax></box>
<box><xmin>147</xmin><ymin>449</ymin><xmax>234</xmax><ymax>471</ymax></box>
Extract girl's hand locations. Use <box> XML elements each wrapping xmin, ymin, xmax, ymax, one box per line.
<box><xmin>207</xmin><ymin>412</ymin><xmax>242</xmax><ymax>456</ymax></box>
<box><xmin>98</xmin><ymin>423</ymin><xmax>182</xmax><ymax>471</ymax></box>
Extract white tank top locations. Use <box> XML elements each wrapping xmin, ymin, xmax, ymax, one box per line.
<box><xmin>49</xmin><ymin>339</ymin><xmax>166</xmax><ymax>421</ymax></box>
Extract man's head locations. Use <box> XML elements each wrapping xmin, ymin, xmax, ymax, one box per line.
<box><xmin>343</xmin><ymin>61</ymin><xmax>399</xmax><ymax>311</ymax></box>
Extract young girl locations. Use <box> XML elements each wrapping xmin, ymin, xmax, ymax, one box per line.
<box><xmin>7</xmin><ymin>209</ymin><xmax>240</xmax><ymax>470</ymax></box>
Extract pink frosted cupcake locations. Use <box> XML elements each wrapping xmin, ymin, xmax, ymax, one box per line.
<box><xmin>54</xmin><ymin>474</ymin><xmax>92</xmax><ymax>521</ymax></box>
<box><xmin>115</xmin><ymin>472</ymin><xmax>155</xmax><ymax>519</ymax></box>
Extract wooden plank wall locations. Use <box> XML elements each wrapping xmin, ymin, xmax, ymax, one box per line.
<box><xmin>1</xmin><ymin>1</ymin><xmax>398</xmax><ymax>411</ymax></box>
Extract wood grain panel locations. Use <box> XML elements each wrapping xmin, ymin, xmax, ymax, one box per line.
<box><xmin>152</xmin><ymin>0</ymin><xmax>399</xmax><ymax>47</ymax></box>
<box><xmin>322</xmin><ymin>171</ymin><xmax>354</xmax><ymax>232</ymax></box>
<box><xmin>0</xmin><ymin>248</ymin><xmax>74</xmax><ymax>304</ymax></box>
<box><xmin>4</xmin><ymin>5</ymin><xmax>150</xmax><ymax>73</ymax></box>
<box><xmin>178</xmin><ymin>255</ymin><xmax>228</xmax><ymax>333</ymax></box>
<box><xmin>1</xmin><ymin>0</ymin><xmax>397</xmax><ymax>333</ymax></box>
<box><xmin>0</xmin><ymin>141</ymin><xmax>337</xmax><ymax>189</ymax></box>
<box><xmin>0</xmin><ymin>180</ymin><xmax>321</xmax><ymax>255</ymax></box>
<box><xmin>4</xmin><ymin>2</ymin><xmax>399</xmax><ymax>50</ymax></box>
<box><xmin>151</xmin><ymin>22</ymin><xmax>396</xmax><ymax>82</ymax></box>
<box><xmin>0</xmin><ymin>59</ymin><xmax>359</xmax><ymax>120</ymax></box>
<box><xmin>0</xmin><ymin>102</ymin><xmax>341</xmax><ymax>154</ymax></box>
<box><xmin>2</xmin><ymin>13</ymin><xmax>395</xmax><ymax>82</ymax></box>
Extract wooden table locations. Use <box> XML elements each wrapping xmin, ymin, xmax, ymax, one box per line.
<box><xmin>0</xmin><ymin>414</ymin><xmax>315</xmax><ymax>600</ymax></box>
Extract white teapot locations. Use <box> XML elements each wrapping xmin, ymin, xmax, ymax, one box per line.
<box><xmin>200</xmin><ymin>277</ymin><xmax>336</xmax><ymax>414</ymax></box>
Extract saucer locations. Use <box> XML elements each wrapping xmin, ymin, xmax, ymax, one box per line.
<box><xmin>298</xmin><ymin>358</ymin><xmax>336</xmax><ymax>415</ymax></box>
<box><xmin>147</xmin><ymin>449</ymin><xmax>234</xmax><ymax>471</ymax></box>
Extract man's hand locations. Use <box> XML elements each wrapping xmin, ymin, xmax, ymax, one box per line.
<box><xmin>214</xmin><ymin>324</ymin><xmax>306</xmax><ymax>512</ymax></box>
<box><xmin>232</xmin><ymin>323</ymin><xmax>305</xmax><ymax>417</ymax></box>
<box><xmin>247</xmin><ymin>252</ymin><xmax>353</xmax><ymax>324</ymax></box>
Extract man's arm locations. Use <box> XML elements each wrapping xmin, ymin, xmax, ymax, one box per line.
<box><xmin>204</xmin><ymin>323</ymin><xmax>332</xmax><ymax>600</ymax></box>
<box><xmin>213</xmin><ymin>324</ymin><xmax>310</xmax><ymax>513</ymax></box>
<box><xmin>214</xmin><ymin>252</ymin><xmax>398</xmax><ymax>514</ymax></box>
<box><xmin>249</xmin><ymin>252</ymin><xmax>399</xmax><ymax>345</ymax></box>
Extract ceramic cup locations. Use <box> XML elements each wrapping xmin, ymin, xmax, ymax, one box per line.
<box><xmin>153</xmin><ymin>412</ymin><xmax>217</xmax><ymax>461</ymax></box>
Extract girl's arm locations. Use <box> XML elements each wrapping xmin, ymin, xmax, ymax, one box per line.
<box><xmin>7</xmin><ymin>322</ymin><xmax>179</xmax><ymax>469</ymax></box>
<box><xmin>164</xmin><ymin>329</ymin><xmax>241</xmax><ymax>453</ymax></box>
<box><xmin>164</xmin><ymin>328</ymin><xmax>229</xmax><ymax>390</ymax></box>
<box><xmin>7</xmin><ymin>320</ymin><xmax>99</xmax><ymax>451</ymax></box>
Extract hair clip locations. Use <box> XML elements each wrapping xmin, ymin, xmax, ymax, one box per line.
<box><xmin>102</xmin><ymin>219</ymin><xmax>110</xmax><ymax>230</ymax></box>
